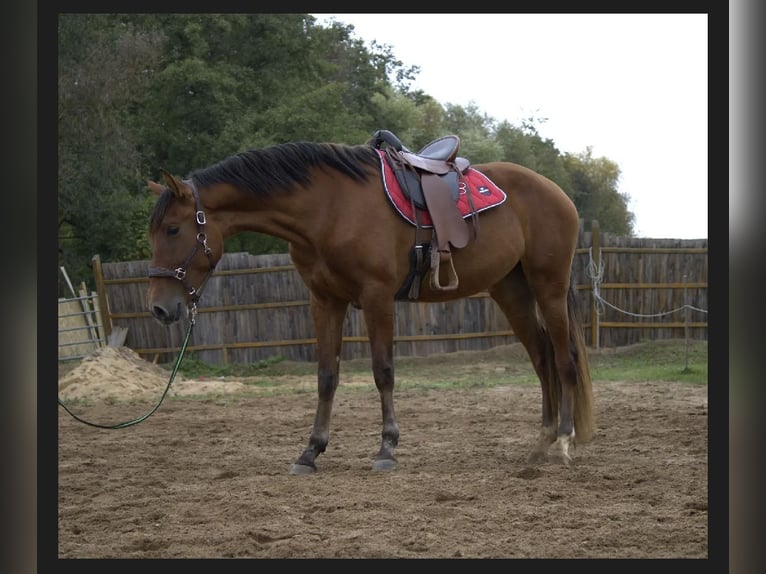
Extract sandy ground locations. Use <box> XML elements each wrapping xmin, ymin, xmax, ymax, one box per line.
<box><xmin>57</xmin><ymin>345</ymin><xmax>709</xmax><ymax>558</ymax></box>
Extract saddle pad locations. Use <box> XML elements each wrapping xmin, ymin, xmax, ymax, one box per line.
<box><xmin>376</xmin><ymin>149</ymin><xmax>507</xmax><ymax>227</ymax></box>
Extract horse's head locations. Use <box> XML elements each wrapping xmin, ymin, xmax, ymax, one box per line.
<box><xmin>146</xmin><ymin>169</ymin><xmax>224</xmax><ymax>324</ymax></box>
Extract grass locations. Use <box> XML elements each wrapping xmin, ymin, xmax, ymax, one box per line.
<box><xmin>168</xmin><ymin>338</ymin><xmax>708</xmax><ymax>391</ymax></box>
<box><xmin>587</xmin><ymin>339</ymin><xmax>707</xmax><ymax>384</ymax></box>
<box><xmin>172</xmin><ymin>353</ymin><xmax>286</xmax><ymax>378</ymax></box>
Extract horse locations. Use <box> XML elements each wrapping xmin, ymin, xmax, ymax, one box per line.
<box><xmin>146</xmin><ymin>134</ymin><xmax>595</xmax><ymax>474</ymax></box>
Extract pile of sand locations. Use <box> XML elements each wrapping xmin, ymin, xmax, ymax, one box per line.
<box><xmin>58</xmin><ymin>346</ymin><xmax>249</xmax><ymax>402</ymax></box>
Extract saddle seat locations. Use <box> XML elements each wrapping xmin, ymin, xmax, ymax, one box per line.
<box><xmin>370</xmin><ymin>129</ymin><xmax>478</xmax><ymax>296</ymax></box>
<box><xmin>371</xmin><ymin>129</ymin><xmax>470</xmax><ymax>174</ymax></box>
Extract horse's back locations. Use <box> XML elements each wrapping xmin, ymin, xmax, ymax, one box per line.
<box><xmin>473</xmin><ymin>161</ymin><xmax>580</xmax><ymax>242</ymax></box>
<box><xmin>474</xmin><ymin>162</ymin><xmax>577</xmax><ymax>214</ymax></box>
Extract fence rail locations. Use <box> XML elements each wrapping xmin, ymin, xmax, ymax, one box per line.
<box><xmin>85</xmin><ymin>222</ymin><xmax>707</xmax><ymax>365</ymax></box>
<box><xmin>57</xmin><ymin>292</ymin><xmax>105</xmax><ymax>362</ymax></box>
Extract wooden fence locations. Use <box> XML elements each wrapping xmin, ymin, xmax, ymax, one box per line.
<box><xmin>90</xmin><ymin>222</ymin><xmax>707</xmax><ymax>365</ymax></box>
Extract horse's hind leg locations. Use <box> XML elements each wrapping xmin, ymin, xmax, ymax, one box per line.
<box><xmin>489</xmin><ymin>266</ymin><xmax>558</xmax><ymax>463</ymax></box>
<box><xmin>526</xmin><ymin>271</ymin><xmax>587</xmax><ymax>465</ymax></box>
<box><xmin>289</xmin><ymin>293</ymin><xmax>349</xmax><ymax>475</ymax></box>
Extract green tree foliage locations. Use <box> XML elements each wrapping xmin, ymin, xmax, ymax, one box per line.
<box><xmin>564</xmin><ymin>148</ymin><xmax>634</xmax><ymax>235</ymax></box>
<box><xmin>58</xmin><ymin>15</ymin><xmax>165</xmax><ymax>286</ymax></box>
<box><xmin>494</xmin><ymin>117</ymin><xmax>573</xmax><ymax>194</ymax></box>
<box><xmin>57</xmin><ymin>13</ymin><xmax>634</xmax><ymax>292</ymax></box>
<box><xmin>441</xmin><ymin>103</ymin><xmax>504</xmax><ymax>163</ymax></box>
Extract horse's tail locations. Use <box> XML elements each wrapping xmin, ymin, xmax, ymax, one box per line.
<box><xmin>541</xmin><ymin>282</ymin><xmax>596</xmax><ymax>443</ymax></box>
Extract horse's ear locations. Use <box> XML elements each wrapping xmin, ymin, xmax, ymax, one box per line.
<box><xmin>159</xmin><ymin>168</ymin><xmax>185</xmax><ymax>198</ymax></box>
<box><xmin>147</xmin><ymin>180</ymin><xmax>165</xmax><ymax>196</ymax></box>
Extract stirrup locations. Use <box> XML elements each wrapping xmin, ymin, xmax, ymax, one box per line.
<box><xmin>430</xmin><ymin>248</ymin><xmax>459</xmax><ymax>291</ymax></box>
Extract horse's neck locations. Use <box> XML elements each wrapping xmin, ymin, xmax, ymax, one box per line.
<box><xmin>207</xmin><ymin>183</ymin><xmax>318</xmax><ymax>246</ymax></box>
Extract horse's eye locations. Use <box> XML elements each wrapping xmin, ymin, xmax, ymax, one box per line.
<box><xmin>167</xmin><ymin>226</ymin><xmax>179</xmax><ymax>236</ymax></box>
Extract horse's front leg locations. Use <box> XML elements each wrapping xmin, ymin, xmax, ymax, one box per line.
<box><xmin>361</xmin><ymin>297</ymin><xmax>400</xmax><ymax>471</ymax></box>
<box><xmin>289</xmin><ymin>293</ymin><xmax>348</xmax><ymax>475</ymax></box>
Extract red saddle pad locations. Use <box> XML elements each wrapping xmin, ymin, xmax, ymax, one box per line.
<box><xmin>376</xmin><ymin>149</ymin><xmax>507</xmax><ymax>227</ymax></box>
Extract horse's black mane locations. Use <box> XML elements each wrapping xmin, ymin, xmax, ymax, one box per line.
<box><xmin>190</xmin><ymin>141</ymin><xmax>380</xmax><ymax>197</ymax></box>
<box><xmin>149</xmin><ymin>142</ymin><xmax>379</xmax><ymax>233</ymax></box>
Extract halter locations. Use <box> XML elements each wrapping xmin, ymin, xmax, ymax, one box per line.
<box><xmin>147</xmin><ymin>179</ymin><xmax>217</xmax><ymax>304</ymax></box>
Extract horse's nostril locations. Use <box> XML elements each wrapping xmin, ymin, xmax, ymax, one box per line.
<box><xmin>152</xmin><ymin>304</ymin><xmax>169</xmax><ymax>321</ymax></box>
<box><xmin>151</xmin><ymin>301</ymin><xmax>182</xmax><ymax>324</ymax></box>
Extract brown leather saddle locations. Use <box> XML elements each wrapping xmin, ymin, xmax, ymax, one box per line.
<box><xmin>370</xmin><ymin>129</ymin><xmax>479</xmax><ymax>298</ymax></box>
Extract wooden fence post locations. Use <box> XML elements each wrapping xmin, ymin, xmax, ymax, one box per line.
<box><xmin>590</xmin><ymin>220</ymin><xmax>601</xmax><ymax>349</ymax></box>
<box><xmin>91</xmin><ymin>254</ymin><xmax>112</xmax><ymax>340</ymax></box>
<box><xmin>683</xmin><ymin>274</ymin><xmax>690</xmax><ymax>372</ymax></box>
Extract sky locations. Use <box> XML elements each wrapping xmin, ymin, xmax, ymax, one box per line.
<box><xmin>314</xmin><ymin>13</ymin><xmax>708</xmax><ymax>239</ymax></box>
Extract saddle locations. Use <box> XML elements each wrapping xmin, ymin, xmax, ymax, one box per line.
<box><xmin>370</xmin><ymin>129</ymin><xmax>479</xmax><ymax>297</ymax></box>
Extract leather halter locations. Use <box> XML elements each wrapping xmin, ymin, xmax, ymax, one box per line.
<box><xmin>147</xmin><ymin>179</ymin><xmax>217</xmax><ymax>303</ymax></box>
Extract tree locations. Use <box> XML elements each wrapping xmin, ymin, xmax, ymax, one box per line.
<box><xmin>563</xmin><ymin>148</ymin><xmax>634</xmax><ymax>235</ymax></box>
<box><xmin>437</xmin><ymin>103</ymin><xmax>502</xmax><ymax>163</ymax></box>
<box><xmin>493</xmin><ymin>118</ymin><xmax>573</xmax><ymax>194</ymax></box>
<box><xmin>58</xmin><ymin>15</ymin><xmax>165</xmax><ymax>289</ymax></box>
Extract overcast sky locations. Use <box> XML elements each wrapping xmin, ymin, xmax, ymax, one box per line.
<box><xmin>315</xmin><ymin>13</ymin><xmax>708</xmax><ymax>239</ymax></box>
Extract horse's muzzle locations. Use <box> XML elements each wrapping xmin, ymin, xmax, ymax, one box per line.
<box><xmin>150</xmin><ymin>300</ymin><xmax>184</xmax><ymax>325</ymax></box>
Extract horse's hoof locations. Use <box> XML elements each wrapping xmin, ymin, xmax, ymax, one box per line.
<box><xmin>549</xmin><ymin>453</ymin><xmax>572</xmax><ymax>466</ymax></box>
<box><xmin>372</xmin><ymin>458</ymin><xmax>397</xmax><ymax>471</ymax></box>
<box><xmin>547</xmin><ymin>446</ymin><xmax>573</xmax><ymax>466</ymax></box>
<box><xmin>289</xmin><ymin>463</ymin><xmax>316</xmax><ymax>475</ymax></box>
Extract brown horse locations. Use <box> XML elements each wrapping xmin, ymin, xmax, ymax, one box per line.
<box><xmin>146</xmin><ymin>136</ymin><xmax>595</xmax><ymax>474</ymax></box>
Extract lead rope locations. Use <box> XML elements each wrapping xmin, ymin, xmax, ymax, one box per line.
<box><xmin>57</xmin><ymin>305</ymin><xmax>197</xmax><ymax>429</ymax></box>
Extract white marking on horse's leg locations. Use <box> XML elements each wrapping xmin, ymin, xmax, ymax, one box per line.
<box><xmin>527</xmin><ymin>424</ymin><xmax>557</xmax><ymax>464</ymax></box>
<box><xmin>549</xmin><ymin>431</ymin><xmax>575</xmax><ymax>466</ymax></box>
